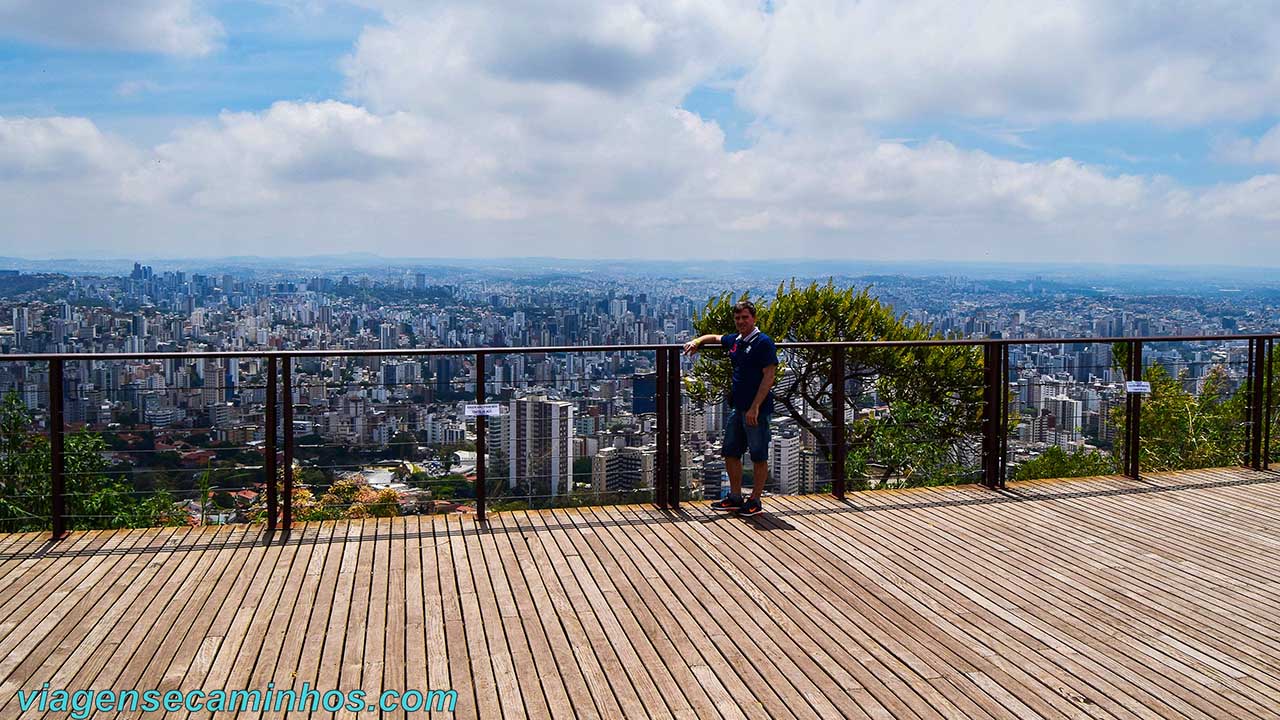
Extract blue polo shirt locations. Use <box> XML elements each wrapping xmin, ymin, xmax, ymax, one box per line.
<box><xmin>721</xmin><ymin>328</ymin><xmax>778</xmax><ymax>414</ymax></box>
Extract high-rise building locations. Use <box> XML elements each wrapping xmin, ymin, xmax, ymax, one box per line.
<box><xmin>619</xmin><ymin>445</ymin><xmax>656</xmax><ymax>493</ymax></box>
<box><xmin>769</xmin><ymin>419</ymin><xmax>802</xmax><ymax>495</ymax></box>
<box><xmin>592</xmin><ymin>447</ymin><xmax>619</xmax><ymax>493</ymax></box>
<box><xmin>592</xmin><ymin>444</ymin><xmax>657</xmax><ymax>494</ymax></box>
<box><xmin>632</xmin><ymin>371</ymin><xmax>656</xmax><ymax>414</ymax></box>
<box><xmin>379</xmin><ymin>323</ymin><xmax>398</xmax><ymax>350</ymax></box>
<box><xmin>507</xmin><ymin>394</ymin><xmax>575</xmax><ymax>496</ymax></box>
<box><xmin>220</xmin><ymin>358</ymin><xmax>238</xmax><ymax>403</ymax></box>
<box><xmin>1046</xmin><ymin>395</ymin><xmax>1082</xmax><ymax>444</ymax></box>
<box><xmin>702</xmin><ymin>459</ymin><xmax>726</xmax><ymax>500</ymax></box>
<box><xmin>12</xmin><ymin>307</ymin><xmax>29</xmax><ymax>344</ymax></box>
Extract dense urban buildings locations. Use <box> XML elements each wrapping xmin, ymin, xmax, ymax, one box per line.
<box><xmin>1</xmin><ymin>258</ymin><xmax>1276</xmax><ymax>521</ymax></box>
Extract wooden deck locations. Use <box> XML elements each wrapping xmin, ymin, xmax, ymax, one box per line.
<box><xmin>2</xmin><ymin>467</ymin><xmax>1280</xmax><ymax>719</ymax></box>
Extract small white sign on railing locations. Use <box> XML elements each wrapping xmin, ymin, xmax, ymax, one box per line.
<box><xmin>465</xmin><ymin>403</ymin><xmax>502</xmax><ymax>417</ymax></box>
<box><xmin>1125</xmin><ymin>381</ymin><xmax>1152</xmax><ymax>394</ymax></box>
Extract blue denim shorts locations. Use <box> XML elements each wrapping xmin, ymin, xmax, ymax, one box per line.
<box><xmin>723</xmin><ymin>408</ymin><xmax>771</xmax><ymax>462</ymax></box>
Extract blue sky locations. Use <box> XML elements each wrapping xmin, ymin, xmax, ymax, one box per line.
<box><xmin>3</xmin><ymin>1</ymin><xmax>1270</xmax><ymax>183</ymax></box>
<box><xmin>1</xmin><ymin>1</ymin><xmax>1279</xmax><ymax>263</ymax></box>
<box><xmin>0</xmin><ymin>1</ymin><xmax>375</xmax><ymax>139</ymax></box>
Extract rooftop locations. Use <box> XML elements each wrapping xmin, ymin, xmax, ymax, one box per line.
<box><xmin>1</xmin><ymin>467</ymin><xmax>1278</xmax><ymax>718</ymax></box>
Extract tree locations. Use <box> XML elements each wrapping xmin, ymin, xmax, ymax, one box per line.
<box><xmin>249</xmin><ymin>472</ymin><xmax>403</xmax><ymax>522</ymax></box>
<box><xmin>687</xmin><ymin>280</ymin><xmax>983</xmax><ymax>489</ymax></box>
<box><xmin>0</xmin><ymin>391</ymin><xmax>183</xmax><ymax>531</ymax></box>
<box><xmin>1110</xmin><ymin>351</ymin><xmax>1248</xmax><ymax>472</ymax></box>
<box><xmin>389</xmin><ymin>431</ymin><xmax>417</xmax><ymax>460</ymax></box>
<box><xmin>1014</xmin><ymin>445</ymin><xmax>1117</xmax><ymax>481</ymax></box>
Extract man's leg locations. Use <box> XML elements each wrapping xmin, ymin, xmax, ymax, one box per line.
<box><xmin>739</xmin><ymin>414</ymin><xmax>771</xmax><ymax>515</ymax></box>
<box><xmin>725</xmin><ymin>456</ymin><xmax>744</xmax><ymax>496</ymax></box>
<box><xmin>712</xmin><ymin>409</ymin><xmax>747</xmax><ymax>510</ymax></box>
<box><xmin>750</xmin><ymin>461</ymin><xmax>767</xmax><ymax>499</ymax></box>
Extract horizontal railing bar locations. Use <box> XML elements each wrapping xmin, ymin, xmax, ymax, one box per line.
<box><xmin>0</xmin><ymin>332</ymin><xmax>1275</xmax><ymax>363</ymax></box>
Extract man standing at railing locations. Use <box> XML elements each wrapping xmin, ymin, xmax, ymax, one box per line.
<box><xmin>684</xmin><ymin>300</ymin><xmax>777</xmax><ymax>517</ymax></box>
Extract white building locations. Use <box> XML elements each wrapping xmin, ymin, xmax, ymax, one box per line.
<box><xmin>507</xmin><ymin>394</ymin><xmax>575</xmax><ymax>496</ymax></box>
<box><xmin>769</xmin><ymin>419</ymin><xmax>802</xmax><ymax>495</ymax></box>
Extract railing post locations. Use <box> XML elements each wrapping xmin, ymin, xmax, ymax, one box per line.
<box><xmin>654</xmin><ymin>348</ymin><xmax>669</xmax><ymax>509</ymax></box>
<box><xmin>282</xmin><ymin>355</ymin><xmax>294</xmax><ymax>530</ymax></box>
<box><xmin>1125</xmin><ymin>341</ymin><xmax>1143</xmax><ymax>480</ymax></box>
<box><xmin>265</xmin><ymin>355</ymin><xmax>278</xmax><ymax>532</ymax></box>
<box><xmin>667</xmin><ymin>348</ymin><xmax>682</xmax><ymax>509</ymax></box>
<box><xmin>830</xmin><ymin>347</ymin><xmax>846</xmax><ymax>500</ymax></box>
<box><xmin>981</xmin><ymin>342</ymin><xmax>1001</xmax><ymax>490</ymax></box>
<box><xmin>1249</xmin><ymin>338</ymin><xmax>1266</xmax><ymax>470</ymax></box>
<box><xmin>49</xmin><ymin>358</ymin><xmax>66</xmax><ymax>541</ymax></box>
<box><xmin>999</xmin><ymin>343</ymin><xmax>1009</xmax><ymax>489</ymax></box>
<box><xmin>474</xmin><ymin>352</ymin><xmax>486</xmax><ymax>523</ymax></box>
<box><xmin>1266</xmin><ymin>338</ymin><xmax>1274</xmax><ymax>472</ymax></box>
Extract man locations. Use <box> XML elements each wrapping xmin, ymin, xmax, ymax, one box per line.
<box><xmin>683</xmin><ymin>300</ymin><xmax>778</xmax><ymax>517</ymax></box>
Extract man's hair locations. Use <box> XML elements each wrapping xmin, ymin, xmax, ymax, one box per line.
<box><xmin>732</xmin><ymin>300</ymin><xmax>756</xmax><ymax>317</ymax></box>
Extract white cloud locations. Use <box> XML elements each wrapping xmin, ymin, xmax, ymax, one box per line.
<box><xmin>0</xmin><ymin>0</ymin><xmax>223</xmax><ymax>56</ymax></box>
<box><xmin>2</xmin><ymin>0</ymin><xmax>1280</xmax><ymax>263</ymax></box>
<box><xmin>120</xmin><ymin>101</ymin><xmax>442</xmax><ymax>206</ymax></box>
<box><xmin>1213</xmin><ymin>124</ymin><xmax>1280</xmax><ymax>166</ymax></box>
<box><xmin>738</xmin><ymin>0</ymin><xmax>1280</xmax><ymax>125</ymax></box>
<box><xmin>0</xmin><ymin>116</ymin><xmax>131</xmax><ymax>179</ymax></box>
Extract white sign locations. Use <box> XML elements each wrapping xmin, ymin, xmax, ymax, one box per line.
<box><xmin>1125</xmin><ymin>381</ymin><xmax>1152</xmax><ymax>394</ymax></box>
<box><xmin>465</xmin><ymin>403</ymin><xmax>503</xmax><ymax>417</ymax></box>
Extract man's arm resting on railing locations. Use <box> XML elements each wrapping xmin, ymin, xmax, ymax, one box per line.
<box><xmin>683</xmin><ymin>334</ymin><xmax>723</xmax><ymax>355</ymax></box>
<box><xmin>746</xmin><ymin>365</ymin><xmax>776</xmax><ymax>426</ymax></box>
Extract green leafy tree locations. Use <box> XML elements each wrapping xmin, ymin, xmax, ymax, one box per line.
<box><xmin>1014</xmin><ymin>445</ymin><xmax>1117</xmax><ymax>481</ymax></box>
<box><xmin>0</xmin><ymin>391</ymin><xmax>183</xmax><ymax>530</ymax></box>
<box><xmin>1111</xmin><ymin>346</ymin><xmax>1249</xmax><ymax>472</ymax></box>
<box><xmin>687</xmin><ymin>280</ymin><xmax>983</xmax><ymax>488</ymax></box>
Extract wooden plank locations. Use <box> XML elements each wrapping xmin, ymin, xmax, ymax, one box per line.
<box><xmin>460</xmin><ymin>513</ymin><xmax>531</xmax><ymax>720</ymax></box>
<box><xmin>565</xmin><ymin>505</ymin><xmax>742</xmax><ymax>720</ymax></box>
<box><xmin>761</xmin><ymin>495</ymin><xmax>1120</xmax><ymax>720</ymax></box>
<box><xmin>263</xmin><ymin>521</ymin><xmax>338</xmax><ymax>720</ymax></box>
<box><xmin>0</xmin><ymin>528</ymin><xmax>113</xmax><ymax>641</ymax></box>
<box><xmin>67</xmin><ymin>525</ymin><xmax>232</xmax><ymax>718</ymax></box>
<box><xmin>473</xmin><ymin>513</ymin><xmax>554</xmax><ymax>719</ymax></box>
<box><xmin>958</xmin><ymin>485</ymin><xmax>1280</xmax><ymax>710</ymax></box>
<box><xmin>448</xmin><ymin>514</ymin><xmax>502</xmax><ymax>720</ymax></box>
<box><xmin>778</xmin><ymin>488</ymin><xmax>1267</xmax><ymax>718</ymax></box>
<box><xmin>671</xmin><ymin>500</ymin><xmax>992</xmax><ymax>720</ymax></box>
<box><xmin>0</xmin><ymin>469</ymin><xmax>1275</xmax><ymax>720</ymax></box>
<box><xmin>187</xmin><ymin>527</ymin><xmax>289</xmax><ymax>720</ymax></box>
<box><xmin>418</xmin><ymin>514</ymin><xmax>450</xmax><ymax>699</ymax></box>
<box><xmin>399</xmin><ymin>512</ymin><xmax>430</xmax><ymax>717</ymax></box>
<box><xmin>0</xmin><ymin>527</ymin><xmax>157</xmax><ymax>716</ymax></box>
<box><xmin>773</xmin><ymin>489</ymin><xmax>1192</xmax><ymax>712</ymax></box>
<box><xmin>382</xmin><ymin>516</ymin><xmax>409</xmax><ymax>720</ymax></box>
<box><xmin>489</xmin><ymin>512</ymin><xmax>603</xmax><ymax>720</ymax></box>
<box><xmin>34</xmin><ymin>526</ymin><xmax>214</xmax><ymax>720</ymax></box>
<box><xmin>597</xmin><ymin>503</ymin><xmax>810</xmax><ymax>720</ymax></box>
<box><xmin>357</xmin><ymin>516</ymin><xmax>391</xmax><ymax>720</ymax></box>
<box><xmin>331</xmin><ymin>517</ymin><xmax>375</xmax><ymax>720</ymax></box>
<box><xmin>296</xmin><ymin>520</ymin><xmax>353</xmax><ymax>720</ymax></box>
<box><xmin>435</xmin><ymin>514</ymin><xmax>477</xmax><ymax>720</ymax></box>
<box><xmin>530</xmin><ymin>506</ymin><xmax>689</xmax><ymax>719</ymax></box>
<box><xmin>238</xmin><ymin>524</ymin><xmax>326</xmax><ymax>720</ymax></box>
<box><xmin>140</xmin><ymin>526</ymin><xmax>273</xmax><ymax>714</ymax></box>
<box><xmin>513</xmin><ymin>510</ymin><xmax>628</xmax><ymax>720</ymax></box>
<box><xmin>994</xmin><ymin>479</ymin><xmax>1280</xmax><ymax>676</ymax></box>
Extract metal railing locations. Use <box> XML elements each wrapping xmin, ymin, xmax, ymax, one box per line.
<box><xmin>2</xmin><ymin>333</ymin><xmax>1276</xmax><ymax>540</ymax></box>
